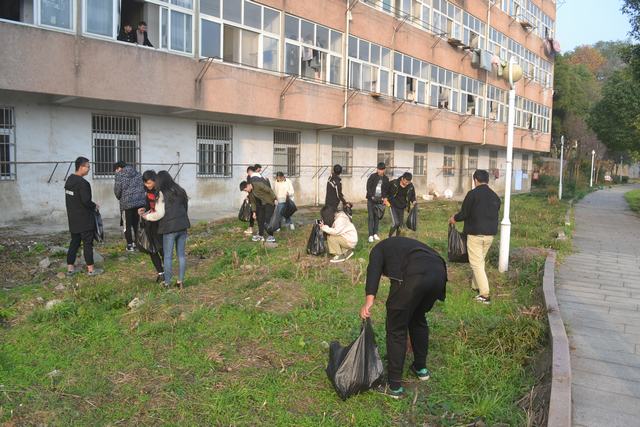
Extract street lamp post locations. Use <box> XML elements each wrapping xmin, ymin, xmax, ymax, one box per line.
<box><xmin>590</xmin><ymin>150</ymin><xmax>595</xmax><ymax>188</ymax></box>
<box><xmin>498</xmin><ymin>57</ymin><xmax>522</xmax><ymax>273</ymax></box>
<box><xmin>558</xmin><ymin>135</ymin><xmax>564</xmax><ymax>200</ymax></box>
<box><xmin>620</xmin><ymin>155</ymin><xmax>624</xmax><ymax>183</ymax></box>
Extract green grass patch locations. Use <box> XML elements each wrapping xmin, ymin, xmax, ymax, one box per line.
<box><xmin>0</xmin><ymin>193</ymin><xmax>567</xmax><ymax>425</ymax></box>
<box><xmin>625</xmin><ymin>189</ymin><xmax>640</xmax><ymax>213</ymax></box>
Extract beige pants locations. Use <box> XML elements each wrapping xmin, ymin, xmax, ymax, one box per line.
<box><xmin>327</xmin><ymin>235</ymin><xmax>352</xmax><ymax>255</ymax></box>
<box><xmin>466</xmin><ymin>235</ymin><xmax>494</xmax><ymax>297</ymax></box>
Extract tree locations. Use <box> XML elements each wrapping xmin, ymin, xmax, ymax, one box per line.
<box><xmin>589</xmin><ymin>68</ymin><xmax>640</xmax><ymax>157</ymax></box>
<box><xmin>623</xmin><ymin>0</ymin><xmax>640</xmax><ymax>39</ymax></box>
<box><xmin>567</xmin><ymin>45</ymin><xmax>606</xmax><ymax>77</ymax></box>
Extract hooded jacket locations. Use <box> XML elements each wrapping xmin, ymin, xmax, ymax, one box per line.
<box><xmin>65</xmin><ymin>174</ymin><xmax>97</xmax><ymax>234</ymax></box>
<box><xmin>114</xmin><ymin>165</ymin><xmax>146</xmax><ymax>210</ymax></box>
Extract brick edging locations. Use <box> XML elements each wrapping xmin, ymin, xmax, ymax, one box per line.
<box><xmin>542</xmin><ymin>251</ymin><xmax>572</xmax><ymax>427</ymax></box>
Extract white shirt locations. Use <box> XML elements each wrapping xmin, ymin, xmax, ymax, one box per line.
<box><xmin>273</xmin><ymin>178</ymin><xmax>295</xmax><ymax>203</ymax></box>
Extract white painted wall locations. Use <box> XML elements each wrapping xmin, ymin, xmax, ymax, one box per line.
<box><xmin>0</xmin><ymin>94</ymin><xmax>532</xmax><ymax>227</ymax></box>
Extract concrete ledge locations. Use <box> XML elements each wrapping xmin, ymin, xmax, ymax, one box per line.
<box><xmin>542</xmin><ymin>251</ymin><xmax>572</xmax><ymax>427</ymax></box>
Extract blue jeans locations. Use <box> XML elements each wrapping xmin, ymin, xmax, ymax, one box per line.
<box><xmin>163</xmin><ymin>230</ymin><xmax>187</xmax><ymax>284</ymax></box>
<box><xmin>276</xmin><ymin>202</ymin><xmax>293</xmax><ymax>226</ymax></box>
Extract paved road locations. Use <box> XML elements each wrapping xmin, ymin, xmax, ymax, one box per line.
<box><xmin>556</xmin><ymin>185</ymin><xmax>640</xmax><ymax>427</ymax></box>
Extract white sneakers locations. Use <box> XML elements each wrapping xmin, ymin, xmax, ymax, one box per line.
<box><xmin>368</xmin><ymin>236</ymin><xmax>375</xmax><ymax>243</ymax></box>
<box><xmin>244</xmin><ymin>227</ymin><xmax>253</xmax><ymax>235</ymax></box>
<box><xmin>289</xmin><ymin>223</ymin><xmax>295</xmax><ymax>231</ymax></box>
<box><xmin>373</xmin><ymin>234</ymin><xmax>380</xmax><ymax>241</ymax></box>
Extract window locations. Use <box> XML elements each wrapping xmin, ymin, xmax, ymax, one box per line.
<box><xmin>460</xmin><ymin>76</ymin><xmax>484</xmax><ymax>116</ymax></box>
<box><xmin>40</xmin><ymin>0</ymin><xmax>73</xmax><ymax>30</ymax></box>
<box><xmin>0</xmin><ymin>107</ymin><xmax>16</xmax><ymax>180</ymax></box>
<box><xmin>521</xmin><ymin>154</ymin><xmax>529</xmax><ymax>174</ymax></box>
<box><xmin>377</xmin><ymin>139</ymin><xmax>394</xmax><ymax>176</ymax></box>
<box><xmin>92</xmin><ymin>115</ymin><xmax>140</xmax><ymax>178</ymax></box>
<box><xmin>487</xmin><ymin>85</ymin><xmax>506</xmax><ymax>122</ymax></box>
<box><xmin>432</xmin><ymin>0</ymin><xmax>462</xmax><ymax>39</ymax></box>
<box><xmin>197</xmin><ymin>123</ymin><xmax>233</xmax><ymax>177</ymax></box>
<box><xmin>463</xmin><ymin>12</ymin><xmax>485</xmax><ymax>49</ymax></box>
<box><xmin>393</xmin><ymin>51</ymin><xmax>429</xmax><ymax>103</ymax></box>
<box><xmin>443</xmin><ymin>146</ymin><xmax>455</xmax><ymax>177</ymax></box>
<box><xmin>489</xmin><ymin>150</ymin><xmax>498</xmax><ymax>171</ymax></box>
<box><xmin>413</xmin><ymin>143</ymin><xmax>428</xmax><ymax>176</ymax></box>
<box><xmin>274</xmin><ymin>130</ymin><xmax>301</xmax><ymax>177</ymax></box>
<box><xmin>85</xmin><ymin>0</ymin><xmax>116</xmax><ymax>38</ymax></box>
<box><xmin>468</xmin><ymin>148</ymin><xmax>478</xmax><ymax>174</ymax></box>
<box><xmin>201</xmin><ymin>0</ymin><xmax>280</xmax><ymax>71</ymax></box>
<box><xmin>332</xmin><ymin>135</ymin><xmax>353</xmax><ymax>176</ymax></box>
<box><xmin>430</xmin><ymin>65</ymin><xmax>459</xmax><ymax>111</ymax></box>
<box><xmin>285</xmin><ymin>15</ymin><xmax>343</xmax><ymax>84</ymax></box>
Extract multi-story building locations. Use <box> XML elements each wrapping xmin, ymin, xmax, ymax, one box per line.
<box><xmin>0</xmin><ymin>0</ymin><xmax>556</xmax><ymax>225</ymax></box>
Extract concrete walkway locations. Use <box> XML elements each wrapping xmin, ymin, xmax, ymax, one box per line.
<box><xmin>556</xmin><ymin>185</ymin><xmax>640</xmax><ymax>427</ymax></box>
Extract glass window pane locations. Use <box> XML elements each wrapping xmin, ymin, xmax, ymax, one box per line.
<box><xmin>223</xmin><ymin>0</ymin><xmax>241</xmax><ymax>23</ymax></box>
<box><xmin>284</xmin><ymin>15</ymin><xmax>299</xmax><ymax>39</ymax></box>
<box><xmin>348</xmin><ymin>36</ymin><xmax>358</xmax><ymax>58</ymax></box>
<box><xmin>244</xmin><ymin>1</ymin><xmax>261</xmax><ymax>29</ymax></box>
<box><xmin>201</xmin><ymin>19</ymin><xmax>221</xmax><ymax>58</ymax></box>
<box><xmin>86</xmin><ymin>0</ymin><xmax>113</xmax><ymax>37</ymax></box>
<box><xmin>263</xmin><ymin>36</ymin><xmax>278</xmax><ymax>71</ymax></box>
<box><xmin>330</xmin><ymin>56</ymin><xmax>341</xmax><ymax>84</ymax></box>
<box><xmin>350</xmin><ymin>62</ymin><xmax>361</xmax><ymax>89</ymax></box>
<box><xmin>40</xmin><ymin>0</ymin><xmax>72</xmax><ymax>29</ymax></box>
<box><xmin>201</xmin><ymin>0</ymin><xmax>220</xmax><ymax>17</ymax></box>
<box><xmin>330</xmin><ymin>30</ymin><xmax>342</xmax><ymax>53</ymax></box>
<box><xmin>301</xmin><ymin>20</ymin><xmax>314</xmax><ymax>44</ymax></box>
<box><xmin>380</xmin><ymin>70</ymin><xmax>389</xmax><ymax>95</ymax></box>
<box><xmin>394</xmin><ymin>52</ymin><xmax>402</xmax><ymax>71</ymax></box>
<box><xmin>316</xmin><ymin>25</ymin><xmax>329</xmax><ymax>49</ymax></box>
<box><xmin>171</xmin><ymin>10</ymin><xmax>190</xmax><ymax>52</ymax></box>
<box><xmin>285</xmin><ymin>43</ymin><xmax>300</xmax><ymax>74</ymax></box>
<box><xmin>381</xmin><ymin>48</ymin><xmax>390</xmax><ymax>68</ymax></box>
<box><xmin>223</xmin><ymin>25</ymin><xmax>241</xmax><ymax>63</ymax></box>
<box><xmin>358</xmin><ymin>40</ymin><xmax>369</xmax><ymax>61</ymax></box>
<box><xmin>161</xmin><ymin>8</ymin><xmax>168</xmax><ymax>48</ymax></box>
<box><xmin>241</xmin><ymin>29</ymin><xmax>259</xmax><ymax>67</ymax></box>
<box><xmin>370</xmin><ymin>44</ymin><xmax>380</xmax><ymax>65</ymax></box>
<box><xmin>263</xmin><ymin>8</ymin><xmax>279</xmax><ymax>34</ymax></box>
<box><xmin>171</xmin><ymin>0</ymin><xmax>192</xmax><ymax>8</ymax></box>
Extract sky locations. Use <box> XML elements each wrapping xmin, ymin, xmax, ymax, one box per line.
<box><xmin>556</xmin><ymin>0</ymin><xmax>632</xmax><ymax>52</ymax></box>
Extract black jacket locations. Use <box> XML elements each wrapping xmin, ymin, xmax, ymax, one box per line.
<box><xmin>65</xmin><ymin>174</ymin><xmax>97</xmax><ymax>234</ymax></box>
<box><xmin>366</xmin><ymin>173</ymin><xmax>389</xmax><ymax>201</ymax></box>
<box><xmin>454</xmin><ymin>184</ymin><xmax>501</xmax><ymax>236</ymax></box>
<box><xmin>365</xmin><ymin>237</ymin><xmax>447</xmax><ymax>298</ymax></box>
<box><xmin>157</xmin><ymin>191</ymin><xmax>190</xmax><ymax>235</ymax></box>
<box><xmin>388</xmin><ymin>178</ymin><xmax>416</xmax><ymax>210</ymax></box>
<box><xmin>325</xmin><ymin>175</ymin><xmax>347</xmax><ymax>209</ymax></box>
<box><xmin>117</xmin><ymin>30</ymin><xmax>136</xmax><ymax>43</ymax></box>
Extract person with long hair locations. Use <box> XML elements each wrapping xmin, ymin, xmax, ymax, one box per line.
<box><xmin>142</xmin><ymin>171</ymin><xmax>190</xmax><ymax>288</ymax></box>
<box><xmin>137</xmin><ymin>170</ymin><xmax>164</xmax><ymax>284</ymax></box>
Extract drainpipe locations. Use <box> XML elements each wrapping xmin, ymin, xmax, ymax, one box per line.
<box><xmin>482</xmin><ymin>1</ymin><xmax>492</xmax><ymax>146</ymax></box>
<box><xmin>315</xmin><ymin>129</ymin><xmax>320</xmax><ymax>206</ymax></box>
<box><xmin>343</xmin><ymin>0</ymin><xmax>351</xmax><ymax>129</ymax></box>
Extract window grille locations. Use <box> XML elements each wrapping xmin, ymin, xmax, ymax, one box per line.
<box><xmin>377</xmin><ymin>139</ymin><xmax>395</xmax><ymax>176</ymax></box>
<box><xmin>443</xmin><ymin>146</ymin><xmax>456</xmax><ymax>177</ymax></box>
<box><xmin>197</xmin><ymin>123</ymin><xmax>233</xmax><ymax>177</ymax></box>
<box><xmin>92</xmin><ymin>114</ymin><xmax>140</xmax><ymax>178</ymax></box>
<box><xmin>273</xmin><ymin>130</ymin><xmax>301</xmax><ymax>177</ymax></box>
<box><xmin>0</xmin><ymin>107</ymin><xmax>16</xmax><ymax>180</ymax></box>
<box><xmin>468</xmin><ymin>148</ymin><xmax>479</xmax><ymax>174</ymax></box>
<box><xmin>413</xmin><ymin>143</ymin><xmax>428</xmax><ymax>176</ymax></box>
<box><xmin>332</xmin><ymin>135</ymin><xmax>353</xmax><ymax>176</ymax></box>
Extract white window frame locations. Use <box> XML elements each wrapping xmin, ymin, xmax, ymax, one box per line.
<box><xmin>348</xmin><ymin>36</ymin><xmax>392</xmax><ymax>95</ymax></box>
<box><xmin>430</xmin><ymin>65</ymin><xmax>459</xmax><ymax>112</ymax></box>
<box><xmin>393</xmin><ymin>51</ymin><xmax>429</xmax><ymax>103</ymax></box>
<box><xmin>413</xmin><ymin>143</ymin><xmax>428</xmax><ymax>176</ymax></box>
<box><xmin>82</xmin><ymin>0</ymin><xmax>118</xmax><ymax>39</ymax></box>
<box><xmin>143</xmin><ymin>0</ymin><xmax>194</xmax><ymax>55</ymax></box>
<box><xmin>197</xmin><ymin>122</ymin><xmax>233</xmax><ymax>178</ymax></box>
<box><xmin>460</xmin><ymin>75</ymin><xmax>484</xmax><ymax>117</ymax></box>
<box><xmin>463</xmin><ymin>11</ymin><xmax>485</xmax><ymax>50</ymax></box>
<box><xmin>285</xmin><ymin>14</ymin><xmax>343</xmax><ymax>85</ymax></box>
<box><xmin>432</xmin><ymin>0</ymin><xmax>462</xmax><ymax>40</ymax></box>
<box><xmin>0</xmin><ymin>107</ymin><xmax>16</xmax><ymax>181</ymax></box>
<box><xmin>34</xmin><ymin>0</ymin><xmax>76</xmax><ymax>33</ymax></box>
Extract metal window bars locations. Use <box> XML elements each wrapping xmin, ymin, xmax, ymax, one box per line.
<box><xmin>0</xmin><ymin>107</ymin><xmax>16</xmax><ymax>180</ymax></box>
<box><xmin>91</xmin><ymin>114</ymin><xmax>141</xmax><ymax>178</ymax></box>
<box><xmin>197</xmin><ymin>123</ymin><xmax>233</xmax><ymax>177</ymax></box>
<box><xmin>273</xmin><ymin>130</ymin><xmax>301</xmax><ymax>177</ymax></box>
<box><xmin>331</xmin><ymin>135</ymin><xmax>354</xmax><ymax>176</ymax></box>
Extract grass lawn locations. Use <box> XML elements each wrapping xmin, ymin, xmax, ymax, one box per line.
<box><xmin>625</xmin><ymin>189</ymin><xmax>640</xmax><ymax>213</ymax></box>
<box><xmin>0</xmin><ymin>193</ymin><xmax>571</xmax><ymax>426</ymax></box>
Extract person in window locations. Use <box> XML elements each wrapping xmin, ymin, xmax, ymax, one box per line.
<box><xmin>113</xmin><ymin>161</ymin><xmax>146</xmax><ymax>252</ymax></box>
<box><xmin>137</xmin><ymin>170</ymin><xmax>164</xmax><ymax>284</ymax></box>
<box><xmin>319</xmin><ymin>205</ymin><xmax>358</xmax><ymax>263</ymax></box>
<box><xmin>366</xmin><ymin>162</ymin><xmax>390</xmax><ymax>243</ymax></box>
<box><xmin>142</xmin><ymin>171</ymin><xmax>190</xmax><ymax>289</ymax></box>
<box><xmin>65</xmin><ymin>156</ymin><xmax>103</xmax><ymax>276</ymax></box>
<box><xmin>325</xmin><ymin>164</ymin><xmax>351</xmax><ymax>211</ymax></box>
<box><xmin>117</xmin><ymin>23</ymin><xmax>136</xmax><ymax>44</ymax></box>
<box><xmin>240</xmin><ymin>179</ymin><xmax>278</xmax><ymax>243</ymax></box>
<box><xmin>359</xmin><ymin>237</ymin><xmax>447</xmax><ymax>399</ymax></box>
<box><xmin>136</xmin><ymin>21</ymin><xmax>153</xmax><ymax>48</ymax></box>
<box><xmin>387</xmin><ymin>172</ymin><xmax>416</xmax><ymax>238</ymax></box>
<box><xmin>274</xmin><ymin>171</ymin><xmax>295</xmax><ymax>231</ymax></box>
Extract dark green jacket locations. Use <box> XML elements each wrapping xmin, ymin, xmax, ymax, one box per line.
<box><xmin>249</xmin><ymin>181</ymin><xmax>277</xmax><ymax>210</ymax></box>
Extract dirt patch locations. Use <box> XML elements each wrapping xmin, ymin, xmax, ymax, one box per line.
<box><xmin>518</xmin><ymin>346</ymin><xmax>551</xmax><ymax>426</ymax></box>
<box><xmin>251</xmin><ymin>279</ymin><xmax>307</xmax><ymax>314</ymax></box>
<box><xmin>511</xmin><ymin>247</ymin><xmax>550</xmax><ymax>264</ymax></box>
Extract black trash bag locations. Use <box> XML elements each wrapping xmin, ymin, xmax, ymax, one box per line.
<box><xmin>389</xmin><ymin>207</ymin><xmax>402</xmax><ymax>228</ymax></box>
<box><xmin>136</xmin><ymin>220</ymin><xmax>157</xmax><ymax>254</ymax></box>
<box><xmin>326</xmin><ymin>318</ymin><xmax>385</xmax><ymax>400</ymax></box>
<box><xmin>406</xmin><ymin>204</ymin><xmax>418</xmax><ymax>231</ymax></box>
<box><xmin>281</xmin><ymin>196</ymin><xmax>297</xmax><ymax>219</ymax></box>
<box><xmin>93</xmin><ymin>210</ymin><xmax>104</xmax><ymax>243</ymax></box>
<box><xmin>373</xmin><ymin>203</ymin><xmax>385</xmax><ymax>220</ymax></box>
<box><xmin>238</xmin><ymin>199</ymin><xmax>252</xmax><ymax>222</ymax></box>
<box><xmin>306</xmin><ymin>223</ymin><xmax>326</xmax><ymax>256</ymax></box>
<box><xmin>448</xmin><ymin>224</ymin><xmax>469</xmax><ymax>263</ymax></box>
<box><xmin>265</xmin><ymin>206</ymin><xmax>282</xmax><ymax>234</ymax></box>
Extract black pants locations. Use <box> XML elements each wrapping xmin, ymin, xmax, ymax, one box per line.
<box><xmin>67</xmin><ymin>230</ymin><xmax>94</xmax><ymax>266</ymax></box>
<box><xmin>385</xmin><ymin>268</ymin><xmax>446</xmax><ymax>389</ymax></box>
<box><xmin>257</xmin><ymin>203</ymin><xmax>275</xmax><ymax>237</ymax></box>
<box><xmin>124</xmin><ymin>207</ymin><xmax>142</xmax><ymax>245</ymax></box>
<box><xmin>367</xmin><ymin>200</ymin><xmax>382</xmax><ymax>236</ymax></box>
<box><xmin>388</xmin><ymin>206</ymin><xmax>405</xmax><ymax>237</ymax></box>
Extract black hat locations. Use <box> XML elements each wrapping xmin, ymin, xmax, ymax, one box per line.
<box><xmin>377</xmin><ymin>162</ymin><xmax>386</xmax><ymax>170</ymax></box>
